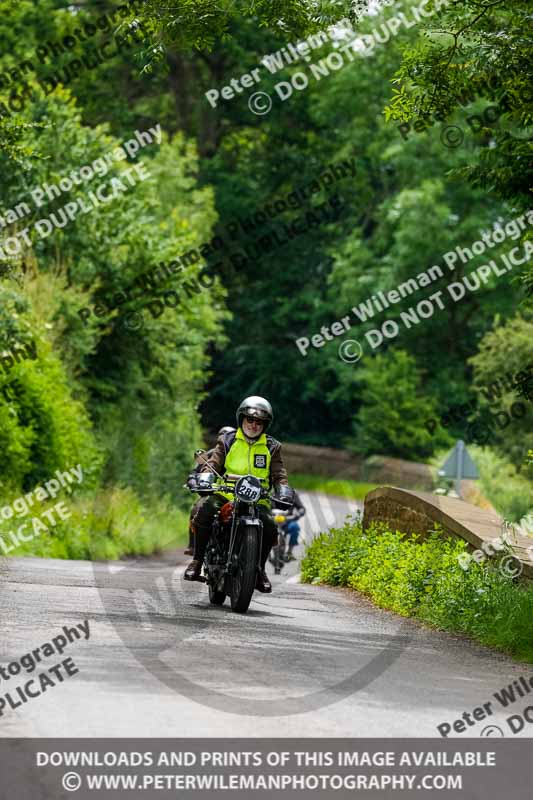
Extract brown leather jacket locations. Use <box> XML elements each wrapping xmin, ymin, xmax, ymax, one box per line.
<box><xmin>204</xmin><ymin>431</ymin><xmax>288</xmax><ymax>490</ymax></box>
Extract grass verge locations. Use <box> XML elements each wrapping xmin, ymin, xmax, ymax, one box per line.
<box><xmin>301</xmin><ymin>520</ymin><xmax>533</xmax><ymax>663</ymax></box>
<box><xmin>0</xmin><ymin>486</ymin><xmax>189</xmax><ymax>560</ymax></box>
<box><xmin>290</xmin><ymin>473</ymin><xmax>378</xmax><ymax>500</ymax></box>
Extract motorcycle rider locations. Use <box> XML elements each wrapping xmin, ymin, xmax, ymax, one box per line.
<box><xmin>184</xmin><ymin>396</ymin><xmax>293</xmax><ymax>593</ymax></box>
<box><xmin>184</xmin><ymin>426</ymin><xmax>236</xmax><ymax>556</ymax></box>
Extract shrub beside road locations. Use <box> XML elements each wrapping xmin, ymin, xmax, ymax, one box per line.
<box><xmin>301</xmin><ymin>521</ymin><xmax>533</xmax><ymax>663</ymax></box>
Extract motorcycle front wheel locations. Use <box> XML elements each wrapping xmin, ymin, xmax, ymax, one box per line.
<box><xmin>230</xmin><ymin>525</ymin><xmax>259</xmax><ymax>613</ymax></box>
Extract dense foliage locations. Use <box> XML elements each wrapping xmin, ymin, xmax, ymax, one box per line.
<box><xmin>0</xmin><ymin>1</ymin><xmax>228</xmax><ymax>551</ymax></box>
<box><xmin>302</xmin><ymin>520</ymin><xmax>533</xmax><ymax>661</ymax></box>
<box><xmin>384</xmin><ymin>0</ymin><xmax>533</xmax><ymax>232</ymax></box>
<box><xmin>0</xmin><ymin>0</ymin><xmax>530</xmax><ymax>556</ymax></box>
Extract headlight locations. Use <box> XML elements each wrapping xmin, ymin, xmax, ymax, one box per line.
<box><xmin>234</xmin><ymin>475</ymin><xmax>262</xmax><ymax>503</ymax></box>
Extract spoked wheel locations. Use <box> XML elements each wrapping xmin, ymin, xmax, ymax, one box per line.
<box><xmin>230</xmin><ymin>526</ymin><xmax>259</xmax><ymax>614</ymax></box>
<box><xmin>208</xmin><ymin>583</ymin><xmax>226</xmax><ymax>606</ymax></box>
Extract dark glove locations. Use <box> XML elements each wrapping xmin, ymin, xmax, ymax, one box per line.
<box><xmin>275</xmin><ymin>485</ymin><xmax>295</xmax><ymax>507</ymax></box>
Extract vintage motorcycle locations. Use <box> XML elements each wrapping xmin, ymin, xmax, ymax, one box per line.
<box><xmin>268</xmin><ymin>508</ymin><xmax>301</xmax><ymax>574</ymax></box>
<box><xmin>187</xmin><ymin>458</ymin><xmax>292</xmax><ymax>614</ymax></box>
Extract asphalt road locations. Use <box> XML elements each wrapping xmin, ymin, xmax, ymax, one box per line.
<box><xmin>0</xmin><ymin>491</ymin><xmax>530</xmax><ymax>738</ymax></box>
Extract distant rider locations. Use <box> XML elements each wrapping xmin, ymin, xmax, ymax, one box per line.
<box><xmin>184</xmin><ymin>396</ymin><xmax>293</xmax><ymax>593</ymax></box>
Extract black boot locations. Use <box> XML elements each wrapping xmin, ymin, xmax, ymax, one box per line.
<box><xmin>256</xmin><ymin>568</ymin><xmax>272</xmax><ymax>593</ymax></box>
<box><xmin>256</xmin><ymin>533</ymin><xmax>274</xmax><ymax>593</ymax></box>
<box><xmin>184</xmin><ymin>559</ymin><xmax>203</xmax><ymax>581</ymax></box>
<box><xmin>184</xmin><ymin>525</ymin><xmax>210</xmax><ymax>581</ymax></box>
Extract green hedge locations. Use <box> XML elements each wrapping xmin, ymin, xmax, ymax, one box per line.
<box><xmin>301</xmin><ymin>522</ymin><xmax>533</xmax><ymax>662</ymax></box>
<box><xmin>0</xmin><ymin>487</ymin><xmax>189</xmax><ymax>561</ymax></box>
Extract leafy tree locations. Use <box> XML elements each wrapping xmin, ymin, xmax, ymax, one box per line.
<box><xmin>0</xmin><ymin>0</ymin><xmax>529</xmax><ymax>550</ymax></box>
<box><xmin>0</xmin><ymin>78</ymin><xmax>228</xmax><ymax>505</ymax></box>
<box><xmin>138</xmin><ymin>0</ymin><xmax>351</xmax><ymax>56</ymax></box>
<box><xmin>384</xmin><ymin>0</ymin><xmax>533</xmax><ymax>291</ymax></box>
<box><xmin>468</xmin><ymin>314</ymin><xmax>533</xmax><ymax>466</ymax></box>
<box><xmin>347</xmin><ymin>349</ymin><xmax>447</xmax><ymax>458</ymax></box>
<box><xmin>198</xmin><ymin>5</ymin><xmax>521</xmax><ymax>449</ymax></box>
<box><xmin>0</xmin><ymin>282</ymin><xmax>100</xmax><ymax>491</ymax></box>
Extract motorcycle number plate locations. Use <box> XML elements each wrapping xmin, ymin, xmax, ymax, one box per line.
<box><xmin>235</xmin><ymin>477</ymin><xmax>262</xmax><ymax>502</ymax></box>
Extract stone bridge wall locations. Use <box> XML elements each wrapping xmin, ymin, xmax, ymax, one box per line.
<box><xmin>362</xmin><ymin>486</ymin><xmax>533</xmax><ymax>580</ymax></box>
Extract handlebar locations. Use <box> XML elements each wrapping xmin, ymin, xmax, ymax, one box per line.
<box><xmin>187</xmin><ymin>480</ymin><xmax>294</xmax><ymax>509</ymax></box>
<box><xmin>273</xmin><ymin>507</ymin><xmax>304</xmax><ymax>519</ymax></box>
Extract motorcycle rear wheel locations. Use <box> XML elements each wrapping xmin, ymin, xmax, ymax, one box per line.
<box><xmin>230</xmin><ymin>526</ymin><xmax>259</xmax><ymax>614</ymax></box>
